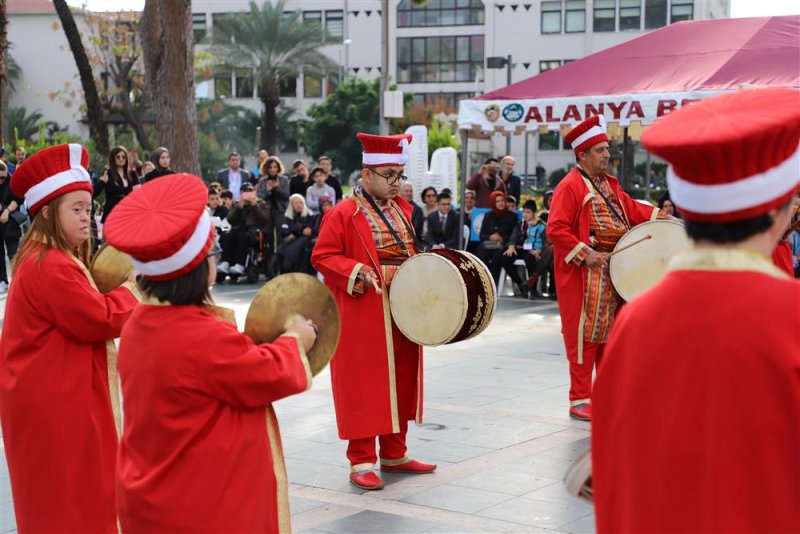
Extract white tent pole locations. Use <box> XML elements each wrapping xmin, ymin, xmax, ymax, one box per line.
<box><xmin>459</xmin><ymin>129</ymin><xmax>469</xmax><ymax>250</ymax></box>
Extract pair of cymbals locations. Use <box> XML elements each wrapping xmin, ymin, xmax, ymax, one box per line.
<box><xmin>89</xmin><ymin>245</ymin><xmax>338</xmax><ymax>376</ymax></box>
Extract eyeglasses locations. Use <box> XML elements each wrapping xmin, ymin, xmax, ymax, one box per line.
<box><xmin>115</xmin><ymin>154</ymin><xmax>127</xmax><ymax>160</ymax></box>
<box><xmin>368</xmin><ymin>168</ymin><xmax>407</xmax><ymax>186</ymax></box>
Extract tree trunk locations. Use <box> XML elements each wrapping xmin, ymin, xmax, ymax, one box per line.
<box><xmin>52</xmin><ymin>0</ymin><xmax>109</xmax><ymax>156</ymax></box>
<box><xmin>141</xmin><ymin>0</ymin><xmax>199</xmax><ymax>175</ymax></box>
<box><xmin>259</xmin><ymin>83</ymin><xmax>280</xmax><ymax>155</ymax></box>
<box><xmin>0</xmin><ymin>0</ymin><xmax>8</xmax><ymax>146</ymax></box>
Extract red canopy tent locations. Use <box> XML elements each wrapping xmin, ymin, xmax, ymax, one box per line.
<box><xmin>457</xmin><ymin>15</ymin><xmax>800</xmax><ymax>133</ymax></box>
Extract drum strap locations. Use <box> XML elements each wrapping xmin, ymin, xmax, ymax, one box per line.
<box><xmin>361</xmin><ymin>191</ymin><xmax>426</xmax><ymax>254</ymax></box>
<box><xmin>577</xmin><ymin>167</ymin><xmax>630</xmax><ymax>230</ymax></box>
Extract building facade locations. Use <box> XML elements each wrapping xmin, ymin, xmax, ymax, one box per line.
<box><xmin>8</xmin><ymin>0</ymin><xmax>729</xmax><ymax>176</ymax></box>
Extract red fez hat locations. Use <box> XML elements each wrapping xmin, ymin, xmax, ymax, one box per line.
<box><xmin>10</xmin><ymin>143</ymin><xmax>93</xmax><ymax>215</ymax></box>
<box><xmin>357</xmin><ymin>133</ymin><xmax>413</xmax><ymax>167</ymax></box>
<box><xmin>564</xmin><ymin>115</ymin><xmax>609</xmax><ymax>155</ymax></box>
<box><xmin>103</xmin><ymin>174</ymin><xmax>215</xmax><ymax>280</ymax></box>
<box><xmin>641</xmin><ymin>88</ymin><xmax>800</xmax><ymax>222</ymax></box>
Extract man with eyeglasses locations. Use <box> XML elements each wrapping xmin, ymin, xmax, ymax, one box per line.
<box><xmin>312</xmin><ymin>133</ymin><xmax>436</xmax><ymax>491</ymax></box>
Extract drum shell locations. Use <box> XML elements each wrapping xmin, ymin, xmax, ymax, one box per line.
<box><xmin>389</xmin><ymin>249</ymin><xmax>496</xmax><ymax>346</ymax></box>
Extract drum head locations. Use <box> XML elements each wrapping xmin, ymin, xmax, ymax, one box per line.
<box><xmin>609</xmin><ymin>220</ymin><xmax>690</xmax><ymax>301</ymax></box>
<box><xmin>390</xmin><ymin>253</ymin><xmax>467</xmax><ymax>346</ymax></box>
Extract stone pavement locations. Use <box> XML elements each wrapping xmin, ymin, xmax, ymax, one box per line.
<box><xmin>0</xmin><ymin>283</ymin><xmax>594</xmax><ymax>534</ymax></box>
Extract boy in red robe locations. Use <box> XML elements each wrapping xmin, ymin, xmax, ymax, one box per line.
<box><xmin>1</xmin><ymin>144</ymin><xmax>140</xmax><ymax>532</ymax></box>
<box><xmin>593</xmin><ymin>87</ymin><xmax>800</xmax><ymax>533</ymax></box>
<box><xmin>104</xmin><ymin>174</ymin><xmax>317</xmax><ymax>533</ymax></box>
<box><xmin>312</xmin><ymin>133</ymin><xmax>436</xmax><ymax>490</ymax></box>
<box><xmin>548</xmin><ymin>115</ymin><xmax>659</xmax><ymax>421</ymax></box>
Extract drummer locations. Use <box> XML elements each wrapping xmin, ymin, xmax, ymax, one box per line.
<box><xmin>312</xmin><ymin>133</ymin><xmax>436</xmax><ymax>491</ymax></box>
<box><xmin>103</xmin><ymin>173</ymin><xmax>317</xmax><ymax>533</ymax></box>
<box><xmin>548</xmin><ymin>115</ymin><xmax>666</xmax><ymax>421</ymax></box>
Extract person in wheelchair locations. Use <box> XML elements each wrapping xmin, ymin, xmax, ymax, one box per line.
<box><xmin>275</xmin><ymin>194</ymin><xmax>317</xmax><ymax>275</ymax></box>
<box><xmin>218</xmin><ymin>183</ymin><xmax>270</xmax><ymax>278</ymax></box>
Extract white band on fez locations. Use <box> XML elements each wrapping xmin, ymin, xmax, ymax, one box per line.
<box><xmin>131</xmin><ymin>211</ymin><xmax>212</xmax><ymax>276</ymax></box>
<box><xmin>667</xmin><ymin>145</ymin><xmax>800</xmax><ymax>214</ymax></box>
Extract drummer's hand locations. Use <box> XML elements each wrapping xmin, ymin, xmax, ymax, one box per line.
<box><xmin>585</xmin><ymin>249</ymin><xmax>607</xmax><ymax>268</ymax></box>
<box><xmin>362</xmin><ymin>268</ymin><xmax>383</xmax><ymax>295</ymax></box>
<box><xmin>286</xmin><ymin>319</ymin><xmax>317</xmax><ymax>352</ymax></box>
<box><xmin>126</xmin><ymin>269</ymin><xmax>138</xmax><ymax>283</ymax></box>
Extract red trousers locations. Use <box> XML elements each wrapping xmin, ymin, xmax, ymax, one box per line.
<box><xmin>347</xmin><ymin>421</ymin><xmax>409</xmax><ymax>471</ymax></box>
<box><xmin>569</xmin><ymin>341</ymin><xmax>605</xmax><ymax>405</ymax></box>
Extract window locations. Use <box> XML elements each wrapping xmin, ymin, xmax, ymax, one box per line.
<box><xmin>565</xmin><ymin>1</ymin><xmax>586</xmax><ymax>32</ymax></box>
<box><xmin>541</xmin><ymin>1</ymin><xmax>562</xmax><ymax>33</ymax></box>
<box><xmin>670</xmin><ymin>0</ymin><xmax>693</xmax><ymax>23</ymax></box>
<box><xmin>397</xmin><ymin>35</ymin><xmax>484</xmax><ymax>83</ymax></box>
<box><xmin>192</xmin><ymin>13</ymin><xmax>207</xmax><ymax>42</ymax></box>
<box><xmin>539</xmin><ymin>131</ymin><xmax>561</xmax><ymax>150</ymax></box>
<box><xmin>304</xmin><ymin>74</ymin><xmax>322</xmax><ymax>98</ymax></box>
<box><xmin>279</xmin><ymin>77</ymin><xmax>297</xmax><ymax>98</ymax></box>
<box><xmin>303</xmin><ymin>10</ymin><xmax>322</xmax><ymax>23</ymax></box>
<box><xmin>410</xmin><ymin>92</ymin><xmax>472</xmax><ymax>109</ymax></box>
<box><xmin>397</xmin><ymin>0</ymin><xmax>484</xmax><ymax>28</ymax></box>
<box><xmin>212</xmin><ymin>13</ymin><xmax>237</xmax><ymax>42</ymax></box>
<box><xmin>214</xmin><ymin>71</ymin><xmax>232</xmax><ymax>98</ymax></box>
<box><xmin>325</xmin><ymin>10</ymin><xmax>343</xmax><ymax>42</ymax></box>
<box><xmin>235</xmin><ymin>70</ymin><xmax>253</xmax><ymax>98</ymax></box>
<box><xmin>593</xmin><ymin>0</ymin><xmax>615</xmax><ymax>31</ymax></box>
<box><xmin>644</xmin><ymin>0</ymin><xmax>667</xmax><ymax>28</ymax></box>
<box><xmin>619</xmin><ymin>0</ymin><xmax>641</xmax><ymax>30</ymax></box>
<box><xmin>539</xmin><ymin>60</ymin><xmax>562</xmax><ymax>72</ymax></box>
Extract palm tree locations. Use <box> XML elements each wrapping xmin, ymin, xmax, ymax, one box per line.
<box><xmin>209</xmin><ymin>0</ymin><xmax>337</xmax><ymax>154</ymax></box>
<box><xmin>7</xmin><ymin>107</ymin><xmax>43</xmax><ymax>142</ymax></box>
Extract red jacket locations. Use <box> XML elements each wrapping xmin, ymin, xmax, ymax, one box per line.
<box><xmin>547</xmin><ymin>168</ymin><xmax>656</xmax><ymax>363</ymax></box>
<box><xmin>593</xmin><ymin>250</ymin><xmax>800</xmax><ymax>533</ymax></box>
<box><xmin>0</xmin><ymin>245</ymin><xmax>138</xmax><ymax>533</ymax></box>
<box><xmin>116</xmin><ymin>304</ymin><xmax>311</xmax><ymax>533</ymax></box>
<box><xmin>311</xmin><ymin>195</ymin><xmax>423</xmax><ymax>439</ymax></box>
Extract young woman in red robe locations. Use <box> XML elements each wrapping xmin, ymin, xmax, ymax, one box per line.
<box><xmin>104</xmin><ymin>173</ymin><xmax>317</xmax><ymax>533</ymax></box>
<box><xmin>0</xmin><ymin>144</ymin><xmax>140</xmax><ymax>533</ymax></box>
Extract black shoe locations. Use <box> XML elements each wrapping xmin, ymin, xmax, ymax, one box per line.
<box><xmin>514</xmin><ymin>283</ymin><xmax>529</xmax><ymax>298</ymax></box>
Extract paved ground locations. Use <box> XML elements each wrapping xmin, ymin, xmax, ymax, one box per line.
<box><xmin>0</xmin><ymin>280</ymin><xmax>594</xmax><ymax>534</ymax></box>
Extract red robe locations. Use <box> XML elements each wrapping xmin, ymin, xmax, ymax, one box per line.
<box><xmin>593</xmin><ymin>248</ymin><xmax>800</xmax><ymax>533</ymax></box>
<box><xmin>772</xmin><ymin>239</ymin><xmax>794</xmax><ymax>277</ymax></box>
<box><xmin>0</xmin><ymin>244</ymin><xmax>138</xmax><ymax>533</ymax></box>
<box><xmin>311</xmin><ymin>195</ymin><xmax>423</xmax><ymax>439</ymax></box>
<box><xmin>116</xmin><ymin>303</ymin><xmax>311</xmax><ymax>533</ymax></box>
<box><xmin>547</xmin><ymin>168</ymin><xmax>657</xmax><ymax>363</ymax></box>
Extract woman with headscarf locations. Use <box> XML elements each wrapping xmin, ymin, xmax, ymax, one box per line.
<box><xmin>142</xmin><ymin>147</ymin><xmax>174</xmax><ymax>183</ymax></box>
<box><xmin>478</xmin><ymin>190</ymin><xmax>520</xmax><ymax>288</ymax></box>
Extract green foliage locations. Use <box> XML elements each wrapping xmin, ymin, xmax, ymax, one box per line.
<box><xmin>427</xmin><ymin>117</ymin><xmax>459</xmax><ymax>159</ymax></box>
<box><xmin>196</xmin><ymin>99</ymin><xmax>260</xmax><ymax>154</ymax></box>
<box><xmin>7</xmin><ymin>107</ymin><xmax>45</xmax><ymax>142</ymax></box>
<box><xmin>548</xmin><ymin>167</ymin><xmax>569</xmax><ymax>187</ymax></box>
<box><xmin>6</xmin><ymin>45</ymin><xmax>22</xmax><ymax>92</ymax></box>
<box><xmin>4</xmin><ymin>121</ymin><xmax>84</xmax><ymax>165</ymax></box>
<box><xmin>300</xmin><ymin>78</ymin><xmax>380</xmax><ymax>180</ymax></box>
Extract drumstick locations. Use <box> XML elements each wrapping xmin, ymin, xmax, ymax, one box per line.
<box><xmin>605</xmin><ymin>234</ymin><xmax>652</xmax><ymax>259</ymax></box>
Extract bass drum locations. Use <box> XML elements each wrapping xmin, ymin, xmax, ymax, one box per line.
<box><xmin>609</xmin><ymin>220</ymin><xmax>690</xmax><ymax>301</ymax></box>
<box><xmin>389</xmin><ymin>249</ymin><xmax>496</xmax><ymax>346</ymax></box>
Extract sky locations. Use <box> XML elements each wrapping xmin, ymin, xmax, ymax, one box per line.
<box><xmin>65</xmin><ymin>0</ymin><xmax>800</xmax><ymax>17</ymax></box>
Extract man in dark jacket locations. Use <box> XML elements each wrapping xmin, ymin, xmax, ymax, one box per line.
<box><xmin>215</xmin><ymin>152</ymin><xmax>254</xmax><ymax>201</ymax></box>
<box><xmin>399</xmin><ymin>182</ymin><xmax>424</xmax><ymax>239</ymax></box>
<box><xmin>218</xmin><ymin>183</ymin><xmax>269</xmax><ymax>276</ymax></box>
<box><xmin>425</xmin><ymin>193</ymin><xmax>460</xmax><ymax>249</ymax></box>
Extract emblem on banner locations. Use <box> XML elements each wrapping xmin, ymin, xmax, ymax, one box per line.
<box><xmin>502</xmin><ymin>103</ymin><xmax>524</xmax><ymax>122</ymax></box>
<box><xmin>484</xmin><ymin>104</ymin><xmax>500</xmax><ymax>123</ymax></box>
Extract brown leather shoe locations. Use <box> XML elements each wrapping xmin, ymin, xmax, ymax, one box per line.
<box><xmin>569</xmin><ymin>403</ymin><xmax>592</xmax><ymax>421</ymax></box>
<box><xmin>349</xmin><ymin>471</ymin><xmax>384</xmax><ymax>490</ymax></box>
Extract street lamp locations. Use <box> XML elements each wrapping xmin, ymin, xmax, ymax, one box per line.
<box><xmin>486</xmin><ymin>55</ymin><xmax>513</xmax><ymax>156</ymax></box>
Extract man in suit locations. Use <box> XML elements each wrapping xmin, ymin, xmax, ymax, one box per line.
<box><xmin>426</xmin><ymin>193</ymin><xmax>459</xmax><ymax>250</ymax></box>
<box><xmin>215</xmin><ymin>152</ymin><xmax>254</xmax><ymax>201</ymax></box>
<box><xmin>399</xmin><ymin>182</ymin><xmax>424</xmax><ymax>238</ymax></box>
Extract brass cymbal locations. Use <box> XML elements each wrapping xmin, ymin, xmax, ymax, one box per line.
<box><xmin>244</xmin><ymin>273</ymin><xmax>339</xmax><ymax>376</ymax></box>
<box><xmin>90</xmin><ymin>244</ymin><xmax>133</xmax><ymax>294</ymax></box>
